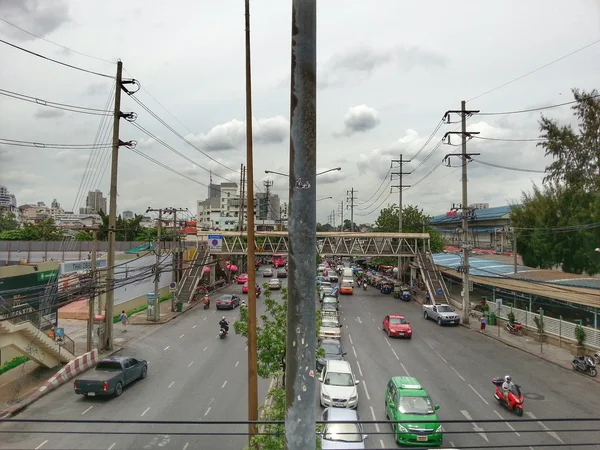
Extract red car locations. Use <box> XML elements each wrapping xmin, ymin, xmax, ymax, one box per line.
<box><xmin>237</xmin><ymin>273</ymin><xmax>248</xmax><ymax>284</ymax></box>
<box><xmin>242</xmin><ymin>282</ymin><xmax>249</xmax><ymax>293</ymax></box>
<box><xmin>382</xmin><ymin>314</ymin><xmax>412</xmax><ymax>339</ymax></box>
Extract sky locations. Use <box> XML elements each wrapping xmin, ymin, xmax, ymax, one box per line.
<box><xmin>1</xmin><ymin>0</ymin><xmax>599</xmax><ymax>226</ymax></box>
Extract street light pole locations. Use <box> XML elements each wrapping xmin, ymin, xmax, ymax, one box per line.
<box><xmin>265</xmin><ymin>167</ymin><xmax>341</xmax><ymax>178</ymax></box>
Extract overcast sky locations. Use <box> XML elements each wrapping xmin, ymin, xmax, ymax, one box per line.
<box><xmin>1</xmin><ymin>0</ymin><xmax>599</xmax><ymax>225</ymax></box>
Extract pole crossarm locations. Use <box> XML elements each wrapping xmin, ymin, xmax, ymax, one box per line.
<box><xmin>197</xmin><ymin>231</ymin><xmax>430</xmax><ymax>257</ymax></box>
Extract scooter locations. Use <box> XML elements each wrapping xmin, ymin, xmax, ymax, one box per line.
<box><xmin>492</xmin><ymin>377</ymin><xmax>524</xmax><ymax>416</ymax></box>
<box><xmin>219</xmin><ymin>327</ymin><xmax>228</xmax><ymax>339</ymax></box>
<box><xmin>203</xmin><ymin>296</ymin><xmax>210</xmax><ymax>310</ymax></box>
<box><xmin>572</xmin><ymin>355</ymin><xmax>597</xmax><ymax>377</ymax></box>
<box><xmin>506</xmin><ymin>321</ymin><xmax>524</xmax><ymax>336</ymax></box>
<box><xmin>363</xmin><ymin>283</ymin><xmax>367</xmax><ymax>291</ymax></box>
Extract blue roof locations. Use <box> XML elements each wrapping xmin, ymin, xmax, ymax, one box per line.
<box><xmin>430</xmin><ymin>205</ymin><xmax>514</xmax><ymax>225</ymax></box>
<box><xmin>432</xmin><ymin>253</ymin><xmax>600</xmax><ymax>290</ymax></box>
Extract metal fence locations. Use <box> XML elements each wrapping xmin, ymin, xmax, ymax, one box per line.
<box><xmin>486</xmin><ymin>301</ymin><xmax>600</xmax><ymax>350</ymax></box>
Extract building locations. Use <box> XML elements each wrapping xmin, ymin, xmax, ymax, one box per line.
<box><xmin>256</xmin><ymin>192</ymin><xmax>281</xmax><ymax>221</ymax></box>
<box><xmin>122</xmin><ymin>210</ymin><xmax>134</xmax><ymax>220</ymax></box>
<box><xmin>0</xmin><ymin>185</ymin><xmax>18</xmax><ymax>215</ymax></box>
<box><xmin>469</xmin><ymin>203</ymin><xmax>489</xmax><ymax>210</ymax></box>
<box><xmin>52</xmin><ymin>213</ymin><xmax>101</xmax><ymax>228</ymax></box>
<box><xmin>51</xmin><ymin>199</ymin><xmax>61</xmax><ymax>209</ymax></box>
<box><xmin>81</xmin><ymin>190</ymin><xmax>107</xmax><ymax>215</ymax></box>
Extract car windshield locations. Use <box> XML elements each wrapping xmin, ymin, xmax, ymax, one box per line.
<box><xmin>389</xmin><ymin>317</ymin><xmax>407</xmax><ymax>324</ymax></box>
<box><xmin>322</xmin><ymin>321</ymin><xmax>338</xmax><ymax>328</ymax></box>
<box><xmin>321</xmin><ymin>343</ymin><xmax>341</xmax><ymax>355</ymax></box>
<box><xmin>398</xmin><ymin>396</ymin><xmax>435</xmax><ymax>415</ymax></box>
<box><xmin>270</xmin><ymin>280</ymin><xmax>280</xmax><ymax>284</ymax></box>
<box><xmin>321</xmin><ymin>283</ymin><xmax>332</xmax><ymax>288</ymax></box>
<box><xmin>323</xmin><ymin>298</ymin><xmax>336</xmax><ymax>303</ymax></box>
<box><xmin>324</xmin><ymin>372</ymin><xmax>354</xmax><ymax>386</ymax></box>
<box><xmin>324</xmin><ymin>422</ymin><xmax>362</xmax><ymax>443</ymax></box>
<box><xmin>322</xmin><ymin>304</ymin><xmax>336</xmax><ymax>311</ymax></box>
<box><xmin>437</xmin><ymin>306</ymin><xmax>454</xmax><ymax>313</ymax></box>
<box><xmin>219</xmin><ymin>295</ymin><xmax>232</xmax><ymax>301</ymax></box>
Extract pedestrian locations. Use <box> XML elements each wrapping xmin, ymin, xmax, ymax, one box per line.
<box><xmin>480</xmin><ymin>315</ymin><xmax>487</xmax><ymax>332</ymax></box>
<box><xmin>120</xmin><ymin>310</ymin><xmax>128</xmax><ymax>333</ymax></box>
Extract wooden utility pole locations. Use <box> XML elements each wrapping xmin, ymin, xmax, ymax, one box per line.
<box><xmin>87</xmin><ymin>230</ymin><xmax>98</xmax><ymax>352</ymax></box>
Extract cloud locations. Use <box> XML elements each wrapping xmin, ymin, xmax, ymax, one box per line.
<box><xmin>335</xmin><ymin>105</ymin><xmax>381</xmax><ymax>137</ymax></box>
<box><xmin>34</xmin><ymin>109</ymin><xmax>66</xmax><ymax>119</ymax></box>
<box><xmin>84</xmin><ymin>83</ymin><xmax>111</xmax><ymax>96</ymax></box>
<box><xmin>185</xmin><ymin>116</ymin><xmax>289</xmax><ymax>151</ymax></box>
<box><xmin>316</xmin><ymin>168</ymin><xmax>345</xmax><ymax>185</ymax></box>
<box><xmin>0</xmin><ymin>0</ymin><xmax>71</xmax><ymax>40</ymax></box>
<box><xmin>0</xmin><ymin>170</ymin><xmax>40</xmax><ymax>185</ymax></box>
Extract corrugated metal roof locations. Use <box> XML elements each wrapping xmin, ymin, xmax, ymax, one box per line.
<box><xmin>430</xmin><ymin>205</ymin><xmax>514</xmax><ymax>225</ymax></box>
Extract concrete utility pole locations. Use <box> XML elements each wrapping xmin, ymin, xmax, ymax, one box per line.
<box><xmin>442</xmin><ymin>101</ymin><xmax>480</xmax><ymax>325</ymax></box>
<box><xmin>166</xmin><ymin>207</ymin><xmax>188</xmax><ymax>311</ymax></box>
<box><xmin>146</xmin><ymin>208</ymin><xmax>168</xmax><ymax>322</ymax></box>
<box><xmin>513</xmin><ymin>232</ymin><xmax>518</xmax><ymax>274</ymax></box>
<box><xmin>286</xmin><ymin>0</ymin><xmax>317</xmax><ymax>448</ymax></box>
<box><xmin>346</xmin><ymin>188</ymin><xmax>358</xmax><ymax>232</ymax></box>
<box><xmin>391</xmin><ymin>155</ymin><xmax>411</xmax><ymax>278</ymax></box>
<box><xmin>339</xmin><ymin>201</ymin><xmax>344</xmax><ymax>231</ymax></box>
<box><xmin>238</xmin><ymin>164</ymin><xmax>246</xmax><ymax>231</ymax></box>
<box><xmin>87</xmin><ymin>230</ymin><xmax>98</xmax><ymax>352</ymax></box>
<box><xmin>263</xmin><ymin>179</ymin><xmax>273</xmax><ymax>224</ymax></box>
<box><xmin>244</xmin><ymin>0</ymin><xmax>259</xmax><ymax>445</ymax></box>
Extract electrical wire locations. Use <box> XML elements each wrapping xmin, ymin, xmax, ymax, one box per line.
<box><xmin>0</xmin><ymin>88</ymin><xmax>113</xmax><ymax>116</ymax></box>
<box><xmin>408</xmin><ymin>120</ymin><xmax>444</xmax><ymax>161</ymax></box>
<box><xmin>476</xmin><ymin>94</ymin><xmax>600</xmax><ymax>116</ymax></box>
<box><xmin>356</xmin><ymin>168</ymin><xmax>391</xmax><ymax>206</ymax></box>
<box><xmin>0</xmin><ymin>38</ymin><xmax>114</xmax><ymax>79</ymax></box>
<box><xmin>471</xmin><ymin>136</ymin><xmax>545</xmax><ymax>143</ymax></box>
<box><xmin>471</xmin><ymin>158</ymin><xmax>545</xmax><ymax>174</ymax></box>
<box><xmin>0</xmin><ymin>138</ymin><xmax>112</xmax><ymax>149</ymax></box>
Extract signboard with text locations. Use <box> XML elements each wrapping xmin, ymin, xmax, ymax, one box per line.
<box><xmin>208</xmin><ymin>234</ymin><xmax>223</xmax><ymax>253</ymax></box>
<box><xmin>61</xmin><ymin>259</ymin><xmax>107</xmax><ymax>275</ymax></box>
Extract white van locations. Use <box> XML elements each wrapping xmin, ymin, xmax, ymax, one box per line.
<box><xmin>342</xmin><ymin>268</ymin><xmax>354</xmax><ymax>279</ymax></box>
<box><xmin>319</xmin><ymin>360</ymin><xmax>359</xmax><ymax>409</ymax></box>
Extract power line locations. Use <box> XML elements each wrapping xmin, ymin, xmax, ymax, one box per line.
<box><xmin>471</xmin><ymin>158</ymin><xmax>545</xmax><ymax>174</ymax></box>
<box><xmin>0</xmin><ymin>38</ymin><xmax>114</xmax><ymax>79</ymax></box>
<box><xmin>0</xmin><ymin>138</ymin><xmax>112</xmax><ymax>149</ymax></box>
<box><xmin>476</xmin><ymin>94</ymin><xmax>600</xmax><ymax>116</ymax></box>
<box><xmin>0</xmin><ymin>88</ymin><xmax>113</xmax><ymax>116</ymax></box>
<box><xmin>471</xmin><ymin>136</ymin><xmax>544</xmax><ymax>143</ymax></box>
<box><xmin>356</xmin><ymin>168</ymin><xmax>390</xmax><ymax>205</ymax></box>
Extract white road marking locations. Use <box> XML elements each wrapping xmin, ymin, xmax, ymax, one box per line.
<box><xmin>361</xmin><ymin>380</ymin><xmax>371</xmax><ymax>400</ymax></box>
<box><xmin>468</xmin><ymin>384</ymin><xmax>489</xmax><ymax>405</ymax></box>
<box><xmin>182</xmin><ymin>443</ymin><xmax>189</xmax><ymax>450</ymax></box>
<box><xmin>369</xmin><ymin>405</ymin><xmax>380</xmax><ymax>433</ymax></box>
<box><xmin>168</xmin><ymin>381</ymin><xmax>175</xmax><ymax>388</ymax></box>
<box><xmin>188</xmin><ymin>361</ymin><xmax>194</xmax><ymax>367</ymax></box>
<box><xmin>203</xmin><ymin>317</ymin><xmax>207</xmax><ymax>320</ymax></box>
<box><xmin>204</xmin><ymin>407</ymin><xmax>211</xmax><ymax>416</ymax></box>
<box><xmin>493</xmin><ymin>410</ymin><xmax>520</xmax><ymax>436</ymax></box>
<box><xmin>372</xmin><ymin>318</ymin><xmax>375</xmax><ymax>322</ymax></box>
<box><xmin>460</xmin><ymin>410</ymin><xmax>488</xmax><ymax>442</ymax></box>
<box><xmin>81</xmin><ymin>406</ymin><xmax>93</xmax><ymax>415</ymax></box>
<box><xmin>356</xmin><ymin>360</ymin><xmax>364</xmax><ymax>377</ymax></box>
<box><xmin>450</xmin><ymin>442</ymin><xmax>456</xmax><ymax>448</ymax></box>
<box><xmin>180</xmin><ymin>334</ymin><xmax>185</xmax><ymax>338</ymax></box>
<box><xmin>377</xmin><ymin>326</ymin><xmax>381</xmax><ymax>330</ymax></box>
<box><xmin>35</xmin><ymin>440</ymin><xmax>48</xmax><ymax>449</ymax></box>
<box><xmin>450</xmin><ymin>366</ymin><xmax>465</xmax><ymax>381</ymax></box>
<box><xmin>356</xmin><ymin>317</ymin><xmax>363</xmax><ymax>324</ymax></box>
<box><xmin>222</xmin><ymin>380</ymin><xmax>228</xmax><ymax>388</ymax></box>
<box><xmin>380</xmin><ymin>439</ymin><xmax>385</xmax><ymax>448</ymax></box>
<box><xmin>235</xmin><ymin>361</ymin><xmax>240</xmax><ymax>367</ymax></box>
<box><xmin>212</xmin><ymin>310</ymin><xmax>216</xmax><ymax>313</ymax></box>
<box><xmin>164</xmin><ymin>346</ymin><xmax>170</xmax><ymax>351</ymax></box>
<box><xmin>391</xmin><ymin>348</ymin><xmax>400</xmax><ymax>360</ymax></box>
<box><xmin>386</xmin><ymin>338</ymin><xmax>392</xmax><ymax>348</ymax></box>
<box><xmin>141</xmin><ymin>407</ymin><xmax>151</xmax><ymax>417</ymax></box>
<box><xmin>400</xmin><ymin>363</ymin><xmax>410</xmax><ymax>376</ymax></box>
<box><xmin>348</xmin><ymin>334</ymin><xmax>353</xmax><ymax>345</ymax></box>
<box><xmin>209</xmin><ymin>398</ymin><xmax>215</xmax><ymax>405</ymax></box>
<box><xmin>423</xmin><ymin>338</ymin><xmax>434</xmax><ymax>349</ymax></box>
<box><xmin>245</xmin><ymin>346</ymin><xmax>248</xmax><ymax>351</ymax></box>
<box><xmin>203</xmin><ymin>346</ymin><xmax>208</xmax><ymax>352</ymax></box>
<box><xmin>193</xmin><ymin>324</ymin><xmax>197</xmax><ymax>328</ymax></box>
<box><xmin>108</xmin><ymin>444</ymin><xmax>116</xmax><ymax>450</ymax></box>
<box><xmin>352</xmin><ymin>346</ymin><xmax>357</xmax><ymax>358</ymax></box>
<box><xmin>435</xmin><ymin>351</ymin><xmax>448</xmax><ymax>363</ymax></box>
<box><xmin>525</xmin><ymin>412</ymin><xmax>564</xmax><ymax>443</ymax></box>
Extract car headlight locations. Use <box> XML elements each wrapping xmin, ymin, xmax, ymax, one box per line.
<box><xmin>397</xmin><ymin>424</ymin><xmax>408</xmax><ymax>433</ymax></box>
<box><xmin>322</xmin><ymin>393</ymin><xmax>330</xmax><ymax>400</ymax></box>
<box><xmin>435</xmin><ymin>425</ymin><xmax>444</xmax><ymax>433</ymax></box>
<box><xmin>349</xmin><ymin>395</ymin><xmax>357</xmax><ymax>401</ymax></box>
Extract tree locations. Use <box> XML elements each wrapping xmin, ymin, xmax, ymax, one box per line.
<box><xmin>0</xmin><ymin>218</ymin><xmax>63</xmax><ymax>241</ymax></box>
<box><xmin>75</xmin><ymin>231</ymin><xmax>93</xmax><ymax>241</ymax></box>
<box><xmin>316</xmin><ymin>222</ymin><xmax>333</xmax><ymax>232</ymax></box>
<box><xmin>0</xmin><ymin>211</ymin><xmax>19</xmax><ymax>232</ymax></box>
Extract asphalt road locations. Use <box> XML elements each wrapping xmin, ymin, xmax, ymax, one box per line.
<box><xmin>0</xmin><ymin>276</ymin><xmax>287</xmax><ymax>450</ymax></box>
<box><xmin>324</xmin><ymin>283</ymin><xmax>600</xmax><ymax>449</ymax></box>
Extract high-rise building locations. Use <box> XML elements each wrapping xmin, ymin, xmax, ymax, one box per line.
<box><xmin>84</xmin><ymin>190</ymin><xmax>107</xmax><ymax>214</ymax></box>
<box><xmin>0</xmin><ymin>185</ymin><xmax>17</xmax><ymax>214</ymax></box>
<box><xmin>51</xmin><ymin>199</ymin><xmax>61</xmax><ymax>209</ymax></box>
<box><xmin>122</xmin><ymin>210</ymin><xmax>134</xmax><ymax>220</ymax></box>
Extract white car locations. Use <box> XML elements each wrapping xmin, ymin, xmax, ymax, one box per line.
<box><xmin>268</xmin><ymin>278</ymin><xmax>282</xmax><ymax>290</ymax></box>
<box><xmin>319</xmin><ymin>360</ymin><xmax>359</xmax><ymax>409</ymax></box>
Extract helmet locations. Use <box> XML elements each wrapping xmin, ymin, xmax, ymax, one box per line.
<box><xmin>505</xmin><ymin>375</ymin><xmax>512</xmax><ymax>382</ymax></box>
<box><xmin>222</xmin><ymin>316</ymin><xmax>226</xmax><ymax>321</ymax></box>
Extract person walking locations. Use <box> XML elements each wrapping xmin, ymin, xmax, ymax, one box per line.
<box><xmin>120</xmin><ymin>311</ymin><xmax>128</xmax><ymax>333</ymax></box>
<box><xmin>480</xmin><ymin>315</ymin><xmax>487</xmax><ymax>332</ymax></box>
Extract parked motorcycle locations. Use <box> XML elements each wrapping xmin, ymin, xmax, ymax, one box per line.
<box><xmin>591</xmin><ymin>352</ymin><xmax>600</xmax><ymax>365</ymax></box>
<box><xmin>219</xmin><ymin>328</ymin><xmax>228</xmax><ymax>339</ymax></box>
<box><xmin>492</xmin><ymin>377</ymin><xmax>524</xmax><ymax>416</ymax></box>
<box><xmin>506</xmin><ymin>321</ymin><xmax>524</xmax><ymax>336</ymax></box>
<box><xmin>572</xmin><ymin>355</ymin><xmax>597</xmax><ymax>377</ymax></box>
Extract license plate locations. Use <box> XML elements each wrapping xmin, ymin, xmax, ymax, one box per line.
<box><xmin>399</xmin><ymin>332</ymin><xmax>404</xmax><ymax>335</ymax></box>
<box><xmin>417</xmin><ymin>436</ymin><xmax>428</xmax><ymax>442</ymax></box>
<box><xmin>88</xmin><ymin>392</ymin><xmax>95</xmax><ymax>396</ymax></box>
<box><xmin>333</xmin><ymin>402</ymin><xmax>344</xmax><ymax>407</ymax></box>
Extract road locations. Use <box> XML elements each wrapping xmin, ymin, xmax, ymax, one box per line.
<box><xmin>324</xmin><ymin>283</ymin><xmax>600</xmax><ymax>449</ymax></box>
<box><xmin>0</xmin><ymin>277</ymin><xmax>286</xmax><ymax>450</ymax></box>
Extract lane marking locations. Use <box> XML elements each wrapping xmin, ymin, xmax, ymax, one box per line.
<box><xmin>35</xmin><ymin>440</ymin><xmax>48</xmax><ymax>449</ymax></box>
<box><xmin>141</xmin><ymin>407</ymin><xmax>151</xmax><ymax>417</ymax></box>
<box><xmin>391</xmin><ymin>349</ymin><xmax>400</xmax><ymax>360</ymax></box>
<box><xmin>369</xmin><ymin>405</ymin><xmax>380</xmax><ymax>433</ymax></box>
<box><xmin>525</xmin><ymin>412</ymin><xmax>563</xmax><ymax>443</ymax></box>
<box><xmin>450</xmin><ymin>366</ymin><xmax>466</xmax><ymax>381</ymax></box>
<box><xmin>222</xmin><ymin>380</ymin><xmax>228</xmax><ymax>388</ymax></box>
<box><xmin>193</xmin><ymin>324</ymin><xmax>197</xmax><ymax>328</ymax></box>
<box><xmin>212</xmin><ymin>310</ymin><xmax>216</xmax><ymax>314</ymax></box>
<box><xmin>356</xmin><ymin>317</ymin><xmax>363</xmax><ymax>324</ymax></box>
<box><xmin>182</xmin><ymin>443</ymin><xmax>189</xmax><ymax>450</ymax></box>
<box><xmin>356</xmin><ymin>360</ymin><xmax>364</xmax><ymax>377</ymax></box>
<box><xmin>423</xmin><ymin>338</ymin><xmax>434</xmax><ymax>349</ymax></box>
<box><xmin>377</xmin><ymin>327</ymin><xmax>381</xmax><ymax>330</ymax></box>
<box><xmin>352</xmin><ymin>346</ymin><xmax>357</xmax><ymax>358</ymax></box>
<box><xmin>180</xmin><ymin>334</ymin><xmax>185</xmax><ymax>339</ymax></box>
<box><xmin>188</xmin><ymin>361</ymin><xmax>194</xmax><ymax>367</ymax></box>
<box><xmin>81</xmin><ymin>406</ymin><xmax>93</xmax><ymax>415</ymax></box>
<box><xmin>235</xmin><ymin>361</ymin><xmax>240</xmax><ymax>367</ymax></box>
<box><xmin>108</xmin><ymin>444</ymin><xmax>116</xmax><ymax>450</ymax></box>
<box><xmin>164</xmin><ymin>346</ymin><xmax>170</xmax><ymax>351</ymax></box>
<box><xmin>450</xmin><ymin>442</ymin><xmax>456</xmax><ymax>448</ymax></box>
<box><xmin>400</xmin><ymin>363</ymin><xmax>410</xmax><ymax>377</ymax></box>
<box><xmin>385</xmin><ymin>339</ymin><xmax>392</xmax><ymax>348</ymax></box>
<box><xmin>372</xmin><ymin>318</ymin><xmax>375</xmax><ymax>322</ymax></box>
<box><xmin>203</xmin><ymin>317</ymin><xmax>207</xmax><ymax>320</ymax></box>
<box><xmin>168</xmin><ymin>381</ymin><xmax>175</xmax><ymax>388</ymax></box>
<box><xmin>203</xmin><ymin>346</ymin><xmax>208</xmax><ymax>352</ymax></box>
<box><xmin>204</xmin><ymin>407</ymin><xmax>211</xmax><ymax>416</ymax></box>
<box><xmin>435</xmin><ymin>351</ymin><xmax>448</xmax><ymax>363</ymax></box>
<box><xmin>493</xmin><ymin>410</ymin><xmax>520</xmax><ymax>436</ymax></box>
<box><xmin>348</xmin><ymin>334</ymin><xmax>353</xmax><ymax>345</ymax></box>
<box><xmin>209</xmin><ymin>398</ymin><xmax>215</xmax><ymax>405</ymax></box>
<box><xmin>245</xmin><ymin>346</ymin><xmax>248</xmax><ymax>351</ymax></box>
<box><xmin>468</xmin><ymin>384</ymin><xmax>489</xmax><ymax>405</ymax></box>
<box><xmin>380</xmin><ymin>439</ymin><xmax>385</xmax><ymax>448</ymax></box>
<box><xmin>460</xmin><ymin>410</ymin><xmax>488</xmax><ymax>442</ymax></box>
<box><xmin>361</xmin><ymin>380</ymin><xmax>371</xmax><ymax>400</ymax></box>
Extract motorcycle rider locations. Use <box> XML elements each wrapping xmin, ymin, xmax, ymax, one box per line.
<box><xmin>502</xmin><ymin>375</ymin><xmax>514</xmax><ymax>402</ymax></box>
<box><xmin>219</xmin><ymin>317</ymin><xmax>229</xmax><ymax>334</ymax></box>
<box><xmin>203</xmin><ymin>295</ymin><xmax>210</xmax><ymax>307</ymax></box>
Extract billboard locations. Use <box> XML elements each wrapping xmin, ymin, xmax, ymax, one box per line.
<box><xmin>0</xmin><ymin>269</ymin><xmax>60</xmax><ymax>331</ymax></box>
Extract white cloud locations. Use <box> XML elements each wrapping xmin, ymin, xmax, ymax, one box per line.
<box><xmin>335</xmin><ymin>105</ymin><xmax>381</xmax><ymax>137</ymax></box>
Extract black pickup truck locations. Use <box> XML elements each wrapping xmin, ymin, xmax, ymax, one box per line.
<box><xmin>74</xmin><ymin>356</ymin><xmax>148</xmax><ymax>397</ymax></box>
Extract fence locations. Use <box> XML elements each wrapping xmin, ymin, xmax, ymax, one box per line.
<box><xmin>486</xmin><ymin>301</ymin><xmax>600</xmax><ymax>350</ymax></box>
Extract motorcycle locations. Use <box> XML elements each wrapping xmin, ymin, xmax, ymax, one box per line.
<box><xmin>219</xmin><ymin>327</ymin><xmax>228</xmax><ymax>339</ymax></box>
<box><xmin>492</xmin><ymin>377</ymin><xmax>524</xmax><ymax>416</ymax></box>
<box><xmin>572</xmin><ymin>355</ymin><xmax>597</xmax><ymax>377</ymax></box>
<box><xmin>256</xmin><ymin>288</ymin><xmax>261</xmax><ymax>298</ymax></box>
<box><xmin>203</xmin><ymin>296</ymin><xmax>210</xmax><ymax>310</ymax></box>
<box><xmin>592</xmin><ymin>352</ymin><xmax>600</xmax><ymax>365</ymax></box>
<box><xmin>506</xmin><ymin>321</ymin><xmax>524</xmax><ymax>336</ymax></box>
<box><xmin>363</xmin><ymin>283</ymin><xmax>367</xmax><ymax>291</ymax></box>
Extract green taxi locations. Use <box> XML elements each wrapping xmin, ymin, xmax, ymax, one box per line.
<box><xmin>385</xmin><ymin>377</ymin><xmax>443</xmax><ymax>447</ymax></box>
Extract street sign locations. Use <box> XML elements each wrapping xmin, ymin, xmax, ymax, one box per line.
<box><xmin>55</xmin><ymin>327</ymin><xmax>64</xmax><ymax>337</ymax></box>
<box><xmin>56</xmin><ymin>336</ymin><xmax>64</xmax><ymax>345</ymax></box>
<box><xmin>169</xmin><ymin>282</ymin><xmax>177</xmax><ymax>293</ymax></box>
<box><xmin>496</xmin><ymin>298</ymin><xmax>503</xmax><ymax>311</ymax></box>
<box><xmin>208</xmin><ymin>234</ymin><xmax>223</xmax><ymax>253</ymax></box>
<box><xmin>436</xmin><ymin>288</ymin><xmax>443</xmax><ymax>296</ymax></box>
<box><xmin>60</xmin><ymin>259</ymin><xmax>107</xmax><ymax>275</ymax></box>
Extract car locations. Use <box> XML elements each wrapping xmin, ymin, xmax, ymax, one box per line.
<box><xmin>237</xmin><ymin>273</ymin><xmax>248</xmax><ymax>284</ymax></box>
<box><xmin>326</xmin><ymin>270</ymin><xmax>339</xmax><ymax>283</ymax></box>
<box><xmin>321</xmin><ymin>302</ymin><xmax>339</xmax><ymax>316</ymax></box>
<box><xmin>319</xmin><ymin>313</ymin><xmax>342</xmax><ymax>340</ymax></box>
<box><xmin>74</xmin><ymin>356</ymin><xmax>147</xmax><ymax>397</ymax></box>
<box><xmin>268</xmin><ymin>278</ymin><xmax>282</xmax><ymax>290</ymax></box>
<box><xmin>242</xmin><ymin>282</ymin><xmax>249</xmax><ymax>294</ymax></box>
<box><xmin>316</xmin><ymin>276</ymin><xmax>326</xmax><ymax>286</ymax></box>
<box><xmin>385</xmin><ymin>377</ymin><xmax>442</xmax><ymax>446</ymax></box>
<box><xmin>263</xmin><ymin>268</ymin><xmax>274</xmax><ymax>277</ymax></box>
<box><xmin>317</xmin><ymin>339</ymin><xmax>346</xmax><ymax>373</ymax></box>
<box><xmin>383</xmin><ymin>314</ymin><xmax>412</xmax><ymax>339</ymax></box>
<box><xmin>277</xmin><ymin>269</ymin><xmax>287</xmax><ymax>278</ymax></box>
<box><xmin>340</xmin><ymin>280</ymin><xmax>353</xmax><ymax>295</ymax></box>
<box><xmin>320</xmin><ymin>408</ymin><xmax>368</xmax><ymax>449</ymax></box>
<box><xmin>422</xmin><ymin>303</ymin><xmax>460</xmax><ymax>326</ymax></box>
<box><xmin>321</xmin><ymin>295</ymin><xmax>339</xmax><ymax>311</ymax></box>
<box><xmin>319</xmin><ymin>360</ymin><xmax>359</xmax><ymax>409</ymax></box>
<box><xmin>216</xmin><ymin>294</ymin><xmax>240</xmax><ymax>309</ymax></box>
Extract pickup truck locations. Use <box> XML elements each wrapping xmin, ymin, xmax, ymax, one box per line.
<box><xmin>423</xmin><ymin>303</ymin><xmax>460</xmax><ymax>326</ymax></box>
<box><xmin>74</xmin><ymin>356</ymin><xmax>148</xmax><ymax>397</ymax></box>
<box><xmin>319</xmin><ymin>312</ymin><xmax>342</xmax><ymax>340</ymax></box>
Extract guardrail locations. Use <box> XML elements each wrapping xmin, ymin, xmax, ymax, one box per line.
<box><xmin>4</xmin><ymin>315</ymin><xmax>76</xmax><ymax>355</ymax></box>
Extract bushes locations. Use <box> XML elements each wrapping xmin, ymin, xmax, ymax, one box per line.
<box><xmin>0</xmin><ymin>356</ymin><xmax>29</xmax><ymax>376</ymax></box>
<box><xmin>112</xmin><ymin>295</ymin><xmax>172</xmax><ymax>323</ymax></box>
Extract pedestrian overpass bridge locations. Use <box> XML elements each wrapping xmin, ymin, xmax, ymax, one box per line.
<box><xmin>197</xmin><ymin>231</ymin><xmax>431</xmax><ymax>257</ymax></box>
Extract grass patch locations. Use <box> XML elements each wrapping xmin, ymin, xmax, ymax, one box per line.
<box><xmin>0</xmin><ymin>356</ymin><xmax>29</xmax><ymax>376</ymax></box>
<box><xmin>112</xmin><ymin>295</ymin><xmax>172</xmax><ymax>323</ymax></box>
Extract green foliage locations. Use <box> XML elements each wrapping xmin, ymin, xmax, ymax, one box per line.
<box><xmin>0</xmin><ymin>218</ymin><xmax>63</xmax><ymax>241</ymax></box>
<box><xmin>574</xmin><ymin>324</ymin><xmax>586</xmax><ymax>347</ymax></box>
<box><xmin>111</xmin><ymin>295</ymin><xmax>172</xmax><ymax>323</ymax></box>
<box><xmin>316</xmin><ymin>222</ymin><xmax>333</xmax><ymax>232</ymax></box>
<box><xmin>507</xmin><ymin>311</ymin><xmax>516</xmax><ymax>325</ymax></box>
<box><xmin>0</xmin><ymin>211</ymin><xmax>19</xmax><ymax>232</ymax></box>
<box><xmin>533</xmin><ymin>315</ymin><xmax>544</xmax><ymax>334</ymax></box>
<box><xmin>0</xmin><ymin>356</ymin><xmax>29</xmax><ymax>375</ymax></box>
<box><xmin>96</xmin><ymin>211</ymin><xmax>170</xmax><ymax>242</ymax></box>
<box><xmin>316</xmin><ymin>253</ymin><xmax>323</xmax><ymax>266</ymax></box>
<box><xmin>75</xmin><ymin>231</ymin><xmax>93</xmax><ymax>241</ymax></box>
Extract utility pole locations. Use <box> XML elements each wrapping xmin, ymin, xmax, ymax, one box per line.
<box><xmin>391</xmin><ymin>155</ymin><xmax>411</xmax><ymax>279</ymax></box>
<box><xmin>339</xmin><ymin>201</ymin><xmax>344</xmax><ymax>231</ymax></box>
<box><xmin>87</xmin><ymin>230</ymin><xmax>98</xmax><ymax>352</ymax></box>
<box><xmin>513</xmin><ymin>231</ymin><xmax>518</xmax><ymax>274</ymax></box>
<box><xmin>104</xmin><ymin>60</ymin><xmax>137</xmax><ymax>351</ymax></box>
<box><xmin>263</xmin><ymin>179</ymin><xmax>273</xmax><ymax>226</ymax></box>
<box><xmin>146</xmin><ymin>208</ymin><xmax>167</xmax><ymax>322</ymax></box>
<box><xmin>442</xmin><ymin>100</ymin><xmax>480</xmax><ymax>325</ymax></box>
<box><xmin>346</xmin><ymin>188</ymin><xmax>358</xmax><ymax>232</ymax></box>
<box><xmin>286</xmin><ymin>0</ymin><xmax>317</xmax><ymax>448</ymax></box>
<box><xmin>166</xmin><ymin>207</ymin><xmax>188</xmax><ymax>311</ymax></box>
<box><xmin>244</xmin><ymin>0</ymin><xmax>259</xmax><ymax>445</ymax></box>
<box><xmin>238</xmin><ymin>164</ymin><xmax>246</xmax><ymax>231</ymax></box>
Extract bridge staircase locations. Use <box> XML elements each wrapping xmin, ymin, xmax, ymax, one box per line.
<box><xmin>176</xmin><ymin>244</ymin><xmax>208</xmax><ymax>304</ymax></box>
<box><xmin>415</xmin><ymin>252</ymin><xmax>452</xmax><ymax>305</ymax></box>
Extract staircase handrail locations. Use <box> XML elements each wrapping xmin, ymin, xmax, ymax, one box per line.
<box><xmin>175</xmin><ymin>243</ymin><xmax>204</xmax><ymax>299</ymax></box>
<box><xmin>3</xmin><ymin>317</ymin><xmax>75</xmax><ymax>356</ymax></box>
<box><xmin>188</xmin><ymin>249</ymin><xmax>210</xmax><ymax>303</ymax></box>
